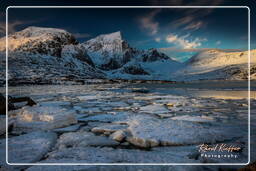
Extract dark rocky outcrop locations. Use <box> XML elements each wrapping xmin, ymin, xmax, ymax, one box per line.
<box><xmin>123</xmin><ymin>64</ymin><xmax>149</xmax><ymax>75</ymax></box>
<box><xmin>0</xmin><ymin>93</ymin><xmax>36</xmax><ymax>114</ymax></box>
<box><xmin>0</xmin><ymin>94</ymin><xmax>7</xmax><ymax>114</ymax></box>
<box><xmin>101</xmin><ymin>58</ymin><xmax>121</xmax><ymax>70</ymax></box>
<box><xmin>61</xmin><ymin>44</ymin><xmax>95</xmax><ymax>67</ymax></box>
<box><xmin>142</xmin><ymin>49</ymin><xmax>169</xmax><ymax>62</ymax></box>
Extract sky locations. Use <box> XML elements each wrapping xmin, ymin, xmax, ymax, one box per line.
<box><xmin>0</xmin><ymin>0</ymin><xmax>255</xmax><ymax>62</ymax></box>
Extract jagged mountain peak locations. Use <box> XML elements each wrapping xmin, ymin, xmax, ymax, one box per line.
<box><xmin>85</xmin><ymin>31</ymin><xmax>123</xmax><ymax>44</ymax></box>
<box><xmin>81</xmin><ymin>31</ymin><xmax>128</xmax><ymax>70</ymax></box>
<box><xmin>99</xmin><ymin>31</ymin><xmax>122</xmax><ymax>41</ymax></box>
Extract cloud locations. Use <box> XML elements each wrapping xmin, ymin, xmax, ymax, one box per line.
<box><xmin>184</xmin><ymin>21</ymin><xmax>204</xmax><ymax>31</ymax></box>
<box><xmin>171</xmin><ymin>16</ymin><xmax>194</xmax><ymax>29</ymax></box>
<box><xmin>169</xmin><ymin>7</ymin><xmax>215</xmax><ymax>31</ymax></box>
<box><xmin>138</xmin><ymin>9</ymin><xmax>161</xmax><ymax>35</ymax></box>
<box><xmin>0</xmin><ymin>21</ymin><xmax>24</xmax><ymax>36</ymax></box>
<box><xmin>170</xmin><ymin>15</ymin><xmax>207</xmax><ymax>31</ymax></box>
<box><xmin>216</xmin><ymin>40</ymin><xmax>221</xmax><ymax>45</ymax></box>
<box><xmin>166</xmin><ymin>34</ymin><xmax>206</xmax><ymax>49</ymax></box>
<box><xmin>155</xmin><ymin>37</ymin><xmax>161</xmax><ymax>42</ymax></box>
<box><xmin>73</xmin><ymin>33</ymin><xmax>91</xmax><ymax>39</ymax></box>
<box><xmin>0</xmin><ymin>19</ymin><xmax>38</xmax><ymax>37</ymax></box>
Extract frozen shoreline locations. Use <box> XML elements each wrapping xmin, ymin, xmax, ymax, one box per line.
<box><xmin>0</xmin><ymin>82</ymin><xmax>254</xmax><ymax>170</ymax></box>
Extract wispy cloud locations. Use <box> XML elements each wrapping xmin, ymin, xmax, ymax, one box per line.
<box><xmin>155</xmin><ymin>37</ymin><xmax>161</xmax><ymax>42</ymax></box>
<box><xmin>73</xmin><ymin>33</ymin><xmax>91</xmax><ymax>39</ymax></box>
<box><xmin>138</xmin><ymin>9</ymin><xmax>161</xmax><ymax>35</ymax></box>
<box><xmin>184</xmin><ymin>21</ymin><xmax>204</xmax><ymax>31</ymax></box>
<box><xmin>0</xmin><ymin>19</ymin><xmax>38</xmax><ymax>37</ymax></box>
<box><xmin>166</xmin><ymin>34</ymin><xmax>206</xmax><ymax>49</ymax></box>
<box><xmin>169</xmin><ymin>7</ymin><xmax>216</xmax><ymax>32</ymax></box>
<box><xmin>216</xmin><ymin>40</ymin><xmax>221</xmax><ymax>45</ymax></box>
<box><xmin>171</xmin><ymin>16</ymin><xmax>194</xmax><ymax>29</ymax></box>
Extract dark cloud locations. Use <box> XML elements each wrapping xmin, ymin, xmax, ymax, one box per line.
<box><xmin>137</xmin><ymin>9</ymin><xmax>161</xmax><ymax>35</ymax></box>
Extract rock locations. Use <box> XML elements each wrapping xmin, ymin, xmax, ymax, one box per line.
<box><xmin>91</xmin><ymin>124</ymin><xmax>128</xmax><ymax>134</ymax></box>
<box><xmin>61</xmin><ymin>44</ymin><xmax>95</xmax><ymax>67</ymax></box>
<box><xmin>9</xmin><ymin>96</ymin><xmax>37</xmax><ymax>107</ymax></box>
<box><xmin>0</xmin><ymin>93</ymin><xmax>5</xmax><ymax>114</ymax></box>
<box><xmin>0</xmin><ymin>93</ymin><xmax>36</xmax><ymax>115</ymax></box>
<box><xmin>0</xmin><ymin>131</ymin><xmax>57</xmax><ymax>164</ymax></box>
<box><xmin>110</xmin><ymin>130</ymin><xmax>126</xmax><ymax>142</ymax></box>
<box><xmin>126</xmin><ymin>115</ymin><xmax>242</xmax><ymax>148</ymax></box>
<box><xmin>122</xmin><ymin>64</ymin><xmax>149</xmax><ymax>75</ymax></box>
<box><xmin>0</xmin><ymin>116</ymin><xmax>15</xmax><ymax>135</ymax></box>
<box><xmin>0</xmin><ymin>93</ymin><xmax>16</xmax><ymax>114</ymax></box>
<box><xmin>0</xmin><ymin>116</ymin><xmax>6</xmax><ymax>135</ymax></box>
<box><xmin>1</xmin><ymin>95</ymin><xmax>38</xmax><ymax>114</ymax></box>
<box><xmin>13</xmin><ymin>101</ymin><xmax>28</xmax><ymax>109</ymax></box>
<box><xmin>142</xmin><ymin>48</ymin><xmax>169</xmax><ymax>62</ymax></box>
<box><xmin>56</xmin><ymin>131</ymin><xmax>119</xmax><ymax>149</ymax></box>
<box><xmin>11</xmin><ymin>105</ymin><xmax>77</xmax><ymax>133</ymax></box>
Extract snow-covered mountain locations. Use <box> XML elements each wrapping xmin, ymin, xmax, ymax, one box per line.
<box><xmin>172</xmin><ymin>49</ymin><xmax>256</xmax><ymax>81</ymax></box>
<box><xmin>81</xmin><ymin>31</ymin><xmax>129</xmax><ymax>70</ymax></box>
<box><xmin>0</xmin><ymin>26</ymin><xmax>255</xmax><ymax>85</ymax></box>
<box><xmin>108</xmin><ymin>48</ymin><xmax>183</xmax><ymax>80</ymax></box>
<box><xmin>186</xmin><ymin>49</ymin><xmax>255</xmax><ymax>67</ymax></box>
<box><xmin>80</xmin><ymin>31</ymin><xmax>183</xmax><ymax>80</ymax></box>
<box><xmin>0</xmin><ymin>26</ymin><xmax>77</xmax><ymax>56</ymax></box>
<box><xmin>0</xmin><ymin>27</ymin><xmax>105</xmax><ymax>85</ymax></box>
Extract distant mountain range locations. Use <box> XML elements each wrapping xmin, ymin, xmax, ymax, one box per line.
<box><xmin>0</xmin><ymin>26</ymin><xmax>255</xmax><ymax>85</ymax></box>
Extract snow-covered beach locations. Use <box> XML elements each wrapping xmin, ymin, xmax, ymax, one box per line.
<box><xmin>0</xmin><ymin>81</ymin><xmax>254</xmax><ymax>170</ymax></box>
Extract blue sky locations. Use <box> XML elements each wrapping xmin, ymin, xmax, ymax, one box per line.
<box><xmin>1</xmin><ymin>0</ymin><xmax>255</xmax><ymax>62</ymax></box>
